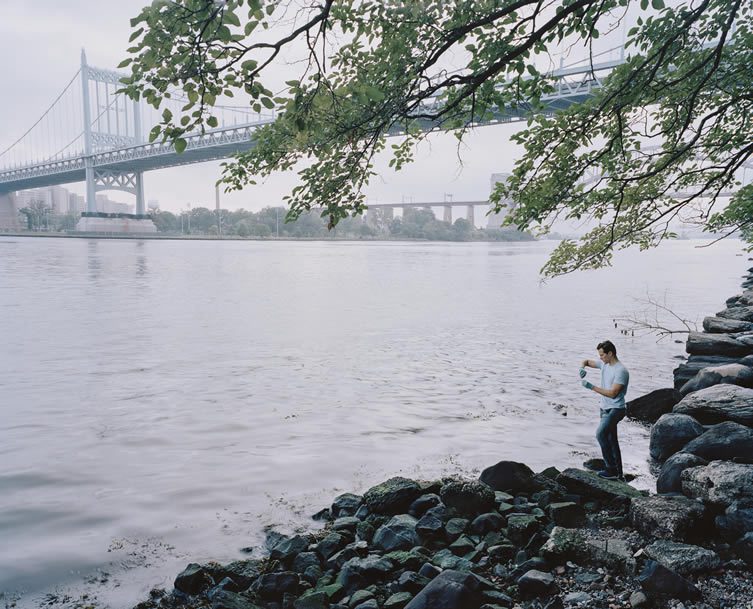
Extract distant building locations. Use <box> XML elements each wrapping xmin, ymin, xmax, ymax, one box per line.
<box><xmin>487</xmin><ymin>173</ymin><xmax>514</xmax><ymax>229</ymax></box>
<box><xmin>12</xmin><ymin>186</ymin><xmax>133</xmax><ymax>215</ymax></box>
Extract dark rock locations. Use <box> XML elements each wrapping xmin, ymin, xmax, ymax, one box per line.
<box><xmin>680</xmin><ymin>461</ymin><xmax>753</xmax><ymax>507</ymax></box>
<box><xmin>337</xmin><ymin>556</ymin><xmax>394</xmax><ymax>594</ymax></box>
<box><xmin>630</xmin><ymin>495</ymin><xmax>707</xmax><ymax>541</ymax></box>
<box><xmin>384</xmin><ymin>592</ymin><xmax>413</xmax><ymax>609</ymax></box>
<box><xmin>255</xmin><ymin>571</ymin><xmax>299</xmax><ymax>600</ymax></box>
<box><xmin>174</xmin><ymin>563</ymin><xmax>213</xmax><ymax>595</ymax></box>
<box><xmin>315</xmin><ymin>532</ymin><xmax>347</xmax><ymax>561</ymax></box>
<box><xmin>409</xmin><ymin>494</ymin><xmax>442</xmax><ymax>518</ymax></box>
<box><xmin>656</xmin><ymin>452</ymin><xmax>708</xmax><ymax>494</ymax></box>
<box><xmin>294</xmin><ymin>590</ymin><xmax>329</xmax><ymax>609</ymax></box>
<box><xmin>440</xmin><ymin>478</ymin><xmax>496</xmax><ymax>516</ymax></box>
<box><xmin>626</xmin><ymin>388</ymin><xmax>683</xmax><ymax>423</ymax></box>
<box><xmin>540</xmin><ymin>527</ymin><xmax>586</xmax><ymax>563</ymax></box>
<box><xmin>470</xmin><ymin>512</ymin><xmax>505</xmax><ymax>535</ymax></box>
<box><xmin>644</xmin><ymin>540</ymin><xmax>721</xmax><ymax>575</ymax></box>
<box><xmin>629</xmin><ymin>591</ymin><xmax>650</xmax><ymax>608</ymax></box>
<box><xmin>292</xmin><ymin>552</ymin><xmax>320</xmax><ymax>574</ymax></box>
<box><xmin>418</xmin><ymin>562</ymin><xmax>441</xmax><ymax>579</ymax></box>
<box><xmin>547</xmin><ymin>502</ymin><xmax>586</xmax><ymax>527</ymax></box>
<box><xmin>481</xmin><ymin>590</ymin><xmax>514</xmax><ymax>607</ymax></box>
<box><xmin>675</xmin><ymin>382</ymin><xmax>753</xmax><ymax>423</ymax></box>
<box><xmin>479</xmin><ymin>461</ymin><xmax>539</xmax><ymax>493</ymax></box>
<box><xmin>353</xmin><ymin>600</ymin><xmax>378</xmax><ymax>609</ymax></box>
<box><xmin>449</xmin><ymin>535</ymin><xmax>476</xmax><ymax>556</ymax></box>
<box><xmin>517</xmin><ymin>570</ymin><xmax>557</xmax><ymax>598</ymax></box>
<box><xmin>735</xmin><ymin>532</ymin><xmax>753</xmax><ymax>566</ymax></box>
<box><xmin>686</xmin><ymin>331</ymin><xmax>753</xmax><ymax>357</ymax></box>
<box><xmin>674</xmin><ymin>355</ymin><xmax>744</xmax><ymax>389</ymax></box>
<box><xmin>270</xmin><ymin>535</ymin><xmax>309</xmax><ymax>562</ymax></box>
<box><xmin>332</xmin><ymin>493</ymin><xmax>362</xmax><ymax>518</ymax></box>
<box><xmin>682</xmin><ymin>421</ymin><xmax>753</xmax><ymax>460</ymax></box>
<box><xmin>506</xmin><ymin>514</ymin><xmax>541</xmax><ymax>545</ymax></box>
<box><xmin>327</xmin><ymin>546</ymin><xmax>360</xmax><ymax>571</ymax></box>
<box><xmin>415</xmin><ymin>511</ymin><xmax>444</xmax><ymax>539</ymax></box>
<box><xmin>349</xmin><ymin>589</ymin><xmax>375</xmax><ymax>607</ymax></box>
<box><xmin>209</xmin><ymin>590</ymin><xmax>261</xmax><ymax>609</ymax></box>
<box><xmin>444</xmin><ymin>517</ymin><xmax>469</xmax><ymax>542</ymax></box>
<box><xmin>716</xmin><ymin>500</ymin><xmax>753</xmax><ymax>540</ymax></box>
<box><xmin>372</xmin><ymin>515</ymin><xmax>420</xmax><ymax>552</ymax></box>
<box><xmin>363</xmin><ymin>477</ymin><xmax>423</xmax><ymax>515</ymax></box>
<box><xmin>398</xmin><ymin>571</ymin><xmax>430</xmax><ymax>594</ymax></box>
<box><xmin>403</xmin><ymin>569</ymin><xmax>482</xmax><ymax>609</ymax></box>
<box><xmin>511</xmin><ymin>557</ymin><xmax>548</xmax><ymax>579</ymax></box>
<box><xmin>355</xmin><ymin>521</ymin><xmax>374</xmax><ymax>543</ymax></box>
<box><xmin>556</xmin><ymin>468</ymin><xmax>643</xmax><ymax>501</ymax></box>
<box><xmin>311</xmin><ymin>508</ymin><xmax>331</xmax><ymax>522</ymax></box>
<box><xmin>206</xmin><ymin>561</ymin><xmax>260</xmax><ymax>592</ymax></box>
<box><xmin>649</xmin><ymin>413</ymin><xmax>705</xmax><ymax>461</ymax></box>
<box><xmin>718</xmin><ymin>307</ymin><xmax>753</xmax><ymax>321</ymax></box>
<box><xmin>703</xmin><ymin>316</ymin><xmax>753</xmax><ymax>333</ymax></box>
<box><xmin>332</xmin><ymin>517</ymin><xmax>360</xmax><ymax>534</ymax></box>
<box><xmin>636</xmin><ymin>560</ymin><xmax>702</xmax><ymax>600</ymax></box>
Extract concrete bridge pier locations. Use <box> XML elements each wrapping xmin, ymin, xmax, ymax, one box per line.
<box><xmin>443</xmin><ymin>205</ymin><xmax>452</xmax><ymax>224</ymax></box>
<box><xmin>0</xmin><ymin>192</ymin><xmax>20</xmax><ymax>229</ymax></box>
<box><xmin>466</xmin><ymin>205</ymin><xmax>475</xmax><ymax>226</ymax></box>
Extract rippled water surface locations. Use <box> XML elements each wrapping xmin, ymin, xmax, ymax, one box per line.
<box><xmin>0</xmin><ymin>236</ymin><xmax>747</xmax><ymax>606</ymax></box>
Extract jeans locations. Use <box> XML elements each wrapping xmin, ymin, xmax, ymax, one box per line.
<box><xmin>596</xmin><ymin>408</ymin><xmax>626</xmax><ymax>476</ymax></box>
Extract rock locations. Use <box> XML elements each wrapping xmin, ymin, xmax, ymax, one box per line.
<box><xmin>548</xmin><ymin>502</ymin><xmax>586</xmax><ymax>528</ymax></box>
<box><xmin>686</xmin><ymin>331</ymin><xmax>753</xmax><ymax>357</ymax></box>
<box><xmin>649</xmin><ymin>414</ymin><xmax>705</xmax><ymax>462</ymax></box>
<box><xmin>636</xmin><ymin>560</ymin><xmax>702</xmax><ymax>601</ymax></box>
<box><xmin>681</xmin><ymin>421</ymin><xmax>753</xmax><ymax>460</ymax></box>
<box><xmin>332</xmin><ymin>493</ymin><xmax>363</xmax><ymax>518</ymax></box>
<box><xmin>656</xmin><ymin>453</ymin><xmax>708</xmax><ymax>494</ymax></box>
<box><xmin>471</xmin><ymin>512</ymin><xmax>505</xmax><ymax>535</ymax></box>
<box><xmin>372</xmin><ymin>515</ymin><xmax>420</xmax><ymax>552</ymax></box>
<box><xmin>409</xmin><ymin>494</ymin><xmax>442</xmax><ymax>518</ymax></box>
<box><xmin>337</xmin><ymin>556</ymin><xmax>394</xmax><ymax>594</ymax></box>
<box><xmin>540</xmin><ymin>527</ymin><xmax>587</xmax><ymax>563</ymax></box>
<box><xmin>644</xmin><ymin>540</ymin><xmax>721</xmax><ymax>575</ymax></box>
<box><xmin>506</xmin><ymin>514</ymin><xmax>541</xmax><ymax>545</ymax></box>
<box><xmin>440</xmin><ymin>478</ymin><xmax>496</xmax><ymax>516</ymax></box>
<box><xmin>255</xmin><ymin>571</ymin><xmax>299</xmax><ymax>599</ymax></box>
<box><xmin>294</xmin><ymin>590</ymin><xmax>329</xmax><ymax>609</ymax></box>
<box><xmin>415</xmin><ymin>510</ymin><xmax>444</xmax><ymax>539</ymax></box>
<box><xmin>270</xmin><ymin>535</ymin><xmax>309</xmax><ymax>562</ymax></box>
<box><xmin>206</xmin><ymin>561</ymin><xmax>260</xmax><ymax>592</ymax></box>
<box><xmin>563</xmin><ymin>591</ymin><xmax>591</xmax><ymax>605</ymax></box>
<box><xmin>315</xmin><ymin>532</ymin><xmax>347</xmax><ymax>560</ymax></box>
<box><xmin>675</xmin><ymin>383</ymin><xmax>753</xmax><ymax>423</ymax></box>
<box><xmin>363</xmin><ymin>477</ymin><xmax>423</xmax><ymax>515</ymax></box>
<box><xmin>479</xmin><ymin>461</ymin><xmax>539</xmax><ymax>493</ymax></box>
<box><xmin>583</xmin><ymin>537</ymin><xmax>637</xmax><ymax>575</ymax></box>
<box><xmin>403</xmin><ymin>569</ymin><xmax>482</xmax><ymax>609</ymax></box>
<box><xmin>629</xmin><ymin>591</ymin><xmax>650</xmax><ymax>608</ymax></box>
<box><xmin>717</xmin><ymin>306</ymin><xmax>753</xmax><ymax>322</ymax></box>
<box><xmin>384</xmin><ymin>592</ymin><xmax>413</xmax><ymax>609</ymax></box>
<box><xmin>209</xmin><ymin>590</ymin><xmax>262</xmax><ymax>609</ymax></box>
<box><xmin>674</xmin><ymin>355</ymin><xmax>744</xmax><ymax>389</ymax></box>
<box><xmin>354</xmin><ymin>600</ymin><xmax>378</xmax><ymax>609</ymax></box>
<box><xmin>292</xmin><ymin>552</ymin><xmax>321</xmax><ymax>575</ymax></box>
<box><xmin>680</xmin><ymin>461</ymin><xmax>753</xmax><ymax>507</ymax></box>
<box><xmin>174</xmin><ymin>563</ymin><xmax>213</xmax><ymax>595</ymax></box>
<box><xmin>349</xmin><ymin>589</ymin><xmax>375</xmax><ymax>607</ymax></box>
<box><xmin>444</xmin><ymin>517</ymin><xmax>469</xmax><ymax>542</ymax></box>
<box><xmin>517</xmin><ymin>570</ymin><xmax>557</xmax><ymax>598</ymax></box>
<box><xmin>333</xmin><ymin>517</ymin><xmax>360</xmax><ymax>534</ymax></box>
<box><xmin>399</xmin><ymin>571</ymin><xmax>430</xmax><ymax>594</ymax></box>
<box><xmin>716</xmin><ymin>500</ymin><xmax>753</xmax><ymax>540</ymax></box>
<box><xmin>556</xmin><ymin>468</ymin><xmax>643</xmax><ymax>501</ymax></box>
<box><xmin>626</xmin><ymin>388</ymin><xmax>683</xmax><ymax>423</ymax></box>
<box><xmin>735</xmin><ymin>532</ymin><xmax>753</xmax><ymax>566</ymax></box>
<box><xmin>703</xmin><ymin>316</ymin><xmax>753</xmax><ymax>333</ymax></box>
<box><xmin>630</xmin><ymin>495</ymin><xmax>707</xmax><ymax>541</ymax></box>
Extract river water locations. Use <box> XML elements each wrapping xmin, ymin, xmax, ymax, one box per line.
<box><xmin>0</xmin><ymin>236</ymin><xmax>747</xmax><ymax>607</ymax></box>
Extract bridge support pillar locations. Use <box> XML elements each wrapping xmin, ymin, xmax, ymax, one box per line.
<box><xmin>443</xmin><ymin>205</ymin><xmax>452</xmax><ymax>224</ymax></box>
<box><xmin>135</xmin><ymin>172</ymin><xmax>145</xmax><ymax>216</ymax></box>
<box><xmin>85</xmin><ymin>164</ymin><xmax>97</xmax><ymax>213</ymax></box>
<box><xmin>0</xmin><ymin>192</ymin><xmax>20</xmax><ymax>229</ymax></box>
<box><xmin>466</xmin><ymin>205</ymin><xmax>475</xmax><ymax>226</ymax></box>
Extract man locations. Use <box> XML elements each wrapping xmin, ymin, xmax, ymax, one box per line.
<box><xmin>579</xmin><ymin>340</ymin><xmax>629</xmax><ymax>480</ymax></box>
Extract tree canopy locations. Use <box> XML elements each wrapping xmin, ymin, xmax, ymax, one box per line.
<box><xmin>121</xmin><ymin>0</ymin><xmax>753</xmax><ymax>275</ymax></box>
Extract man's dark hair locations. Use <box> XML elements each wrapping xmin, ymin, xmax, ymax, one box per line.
<box><xmin>597</xmin><ymin>340</ymin><xmax>617</xmax><ymax>356</ymax></box>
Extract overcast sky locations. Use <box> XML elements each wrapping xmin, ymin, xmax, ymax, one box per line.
<box><xmin>0</xmin><ymin>1</ymin><xmax>624</xmax><ymax>218</ymax></box>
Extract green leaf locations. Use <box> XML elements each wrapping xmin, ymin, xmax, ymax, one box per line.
<box><xmin>640</xmin><ymin>0</ymin><xmax>648</xmax><ymax>9</ymax></box>
<box><xmin>260</xmin><ymin>96</ymin><xmax>275</xmax><ymax>109</ymax></box>
<box><xmin>207</xmin><ymin>116</ymin><xmax>219</xmax><ymax>128</ymax></box>
<box><xmin>117</xmin><ymin>58</ymin><xmax>133</xmax><ymax>69</ymax></box>
<box><xmin>129</xmin><ymin>27</ymin><xmax>144</xmax><ymax>42</ymax></box>
<box><xmin>244</xmin><ymin>21</ymin><xmax>258</xmax><ymax>35</ymax></box>
<box><xmin>174</xmin><ymin>138</ymin><xmax>187</xmax><ymax>154</ymax></box>
<box><xmin>651</xmin><ymin>0</ymin><xmax>665</xmax><ymax>8</ymax></box>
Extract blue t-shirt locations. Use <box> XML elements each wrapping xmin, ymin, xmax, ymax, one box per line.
<box><xmin>596</xmin><ymin>360</ymin><xmax>629</xmax><ymax>409</ymax></box>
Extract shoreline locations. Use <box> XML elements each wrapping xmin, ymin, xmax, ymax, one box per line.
<box><xmin>119</xmin><ymin>272</ymin><xmax>753</xmax><ymax>608</ymax></box>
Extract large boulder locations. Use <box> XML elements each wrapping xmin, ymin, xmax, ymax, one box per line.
<box><xmin>685</xmin><ymin>331</ymin><xmax>753</xmax><ymax>357</ymax></box>
<box><xmin>674</xmin><ymin>383</ymin><xmax>753</xmax><ymax>424</ymax></box>
<box><xmin>630</xmin><ymin>495</ymin><xmax>707</xmax><ymax>541</ymax></box>
<box><xmin>439</xmin><ymin>478</ymin><xmax>496</xmax><ymax>516</ymax></box>
<box><xmin>673</xmin><ymin>355</ymin><xmax>744</xmax><ymax>389</ymax></box>
<box><xmin>656</xmin><ymin>453</ymin><xmax>708</xmax><ymax>494</ymax></box>
<box><xmin>716</xmin><ymin>500</ymin><xmax>753</xmax><ymax>541</ymax></box>
<box><xmin>626</xmin><ymin>388</ymin><xmax>682</xmax><ymax>423</ymax></box>
<box><xmin>649</xmin><ymin>414</ymin><xmax>705</xmax><ymax>462</ymax></box>
<box><xmin>174</xmin><ymin>563</ymin><xmax>213</xmax><ymax>595</ymax></box>
<box><xmin>403</xmin><ymin>569</ymin><xmax>482</xmax><ymax>609</ymax></box>
<box><xmin>718</xmin><ymin>306</ymin><xmax>753</xmax><ymax>322</ymax></box>
<box><xmin>479</xmin><ymin>461</ymin><xmax>538</xmax><ymax>493</ymax></box>
<box><xmin>363</xmin><ymin>477</ymin><xmax>423</xmax><ymax>515</ymax></box>
<box><xmin>681</xmin><ymin>421</ymin><xmax>753</xmax><ymax>461</ymax></box>
<box><xmin>680</xmin><ymin>461</ymin><xmax>753</xmax><ymax>507</ymax></box>
<box><xmin>703</xmin><ymin>316</ymin><xmax>753</xmax><ymax>333</ymax></box>
<box><xmin>644</xmin><ymin>540</ymin><xmax>721</xmax><ymax>575</ymax></box>
<box><xmin>735</xmin><ymin>532</ymin><xmax>753</xmax><ymax>566</ymax></box>
<box><xmin>556</xmin><ymin>468</ymin><xmax>643</xmax><ymax>502</ymax></box>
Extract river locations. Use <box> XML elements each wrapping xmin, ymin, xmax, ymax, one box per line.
<box><xmin>0</xmin><ymin>236</ymin><xmax>747</xmax><ymax>607</ymax></box>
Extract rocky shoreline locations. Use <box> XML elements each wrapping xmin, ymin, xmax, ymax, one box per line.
<box><xmin>133</xmin><ymin>271</ymin><xmax>753</xmax><ymax>609</ymax></box>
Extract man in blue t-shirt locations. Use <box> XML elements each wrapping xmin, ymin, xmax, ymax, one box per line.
<box><xmin>579</xmin><ymin>340</ymin><xmax>630</xmax><ymax>480</ymax></box>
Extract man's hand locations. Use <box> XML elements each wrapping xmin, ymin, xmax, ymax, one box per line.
<box><xmin>582</xmin><ymin>380</ymin><xmax>594</xmax><ymax>390</ymax></box>
<box><xmin>579</xmin><ymin>368</ymin><xmax>587</xmax><ymax>379</ymax></box>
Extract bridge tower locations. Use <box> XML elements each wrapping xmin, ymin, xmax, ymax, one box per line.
<box><xmin>80</xmin><ymin>50</ymin><xmax>145</xmax><ymax>215</ymax></box>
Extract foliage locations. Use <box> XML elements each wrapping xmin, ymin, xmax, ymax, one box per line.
<box><xmin>121</xmin><ymin>0</ymin><xmax>753</xmax><ymax>274</ymax></box>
